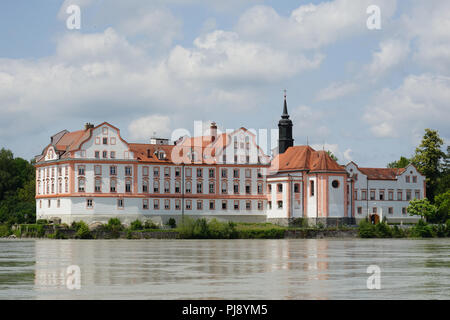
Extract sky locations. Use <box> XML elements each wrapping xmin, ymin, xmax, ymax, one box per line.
<box><xmin>0</xmin><ymin>0</ymin><xmax>449</xmax><ymax>167</ymax></box>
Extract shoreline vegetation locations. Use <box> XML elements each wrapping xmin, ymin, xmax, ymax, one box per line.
<box><xmin>1</xmin><ymin>217</ymin><xmax>449</xmax><ymax>240</ymax></box>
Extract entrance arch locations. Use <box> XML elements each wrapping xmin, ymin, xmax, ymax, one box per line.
<box><xmin>370</xmin><ymin>214</ymin><xmax>380</xmax><ymax>224</ymax></box>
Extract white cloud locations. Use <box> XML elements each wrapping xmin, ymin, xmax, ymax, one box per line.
<box><xmin>316</xmin><ymin>82</ymin><xmax>358</xmax><ymax>101</ymax></box>
<box><xmin>363</xmin><ymin>74</ymin><xmax>450</xmax><ymax>139</ymax></box>
<box><xmin>310</xmin><ymin>143</ymin><xmax>352</xmax><ymax>164</ymax></box>
<box><xmin>365</xmin><ymin>39</ymin><xmax>410</xmax><ymax>79</ymax></box>
<box><xmin>236</xmin><ymin>0</ymin><xmax>397</xmax><ymax>50</ymax></box>
<box><xmin>128</xmin><ymin>115</ymin><xmax>171</xmax><ymax>141</ymax></box>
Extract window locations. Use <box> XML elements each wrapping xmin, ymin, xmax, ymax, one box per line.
<box><xmin>117</xmin><ymin>199</ymin><xmax>124</xmax><ymax>208</ymax></box>
<box><xmin>197</xmin><ymin>182</ymin><xmax>203</xmax><ymax>194</ymax></box>
<box><xmin>153</xmin><ymin>181</ymin><xmax>159</xmax><ymax>193</ymax></box>
<box><xmin>186</xmin><ymin>181</ymin><xmax>191</xmax><ymax>193</ymax></box>
<box><xmin>257</xmin><ymin>201</ymin><xmax>263</xmax><ymax>210</ymax></box>
<box><xmin>379</xmin><ymin>190</ymin><xmax>384</xmax><ymax>200</ymax></box>
<box><xmin>95</xmin><ymin>178</ymin><xmax>101</xmax><ymax>192</ymax></box>
<box><xmin>406</xmin><ymin>176</ymin><xmax>410</xmax><ymax>183</ymax></box>
<box><xmin>294</xmin><ymin>184</ymin><xmax>300</xmax><ymax>193</ymax></box>
<box><xmin>110</xmin><ymin>179</ymin><xmax>117</xmax><ymax>192</ymax></box>
<box><xmin>143</xmin><ymin>166</ymin><xmax>149</xmax><ymax>176</ymax></box>
<box><xmin>110</xmin><ymin>137</ymin><xmax>116</xmax><ymax>145</ymax></box>
<box><xmin>246</xmin><ymin>201</ymin><xmax>251</xmax><ymax>210</ymax></box>
<box><xmin>234</xmin><ymin>200</ymin><xmax>239</xmax><ymax>210</ymax></box>
<box><xmin>175</xmin><ymin>181</ymin><xmax>180</xmax><ymax>193</ymax></box>
<box><xmin>197</xmin><ymin>168</ymin><xmax>202</xmax><ymax>178</ymax></box>
<box><xmin>154</xmin><ymin>167</ymin><xmax>160</xmax><ymax>177</ymax></box>
<box><xmin>164</xmin><ymin>167</ymin><xmax>170</xmax><ymax>177</ymax></box>
<box><xmin>397</xmin><ymin>191</ymin><xmax>402</xmax><ymax>201</ymax></box>
<box><xmin>186</xmin><ymin>200</ymin><xmax>192</xmax><ymax>210</ymax></box>
<box><xmin>412</xmin><ymin>176</ymin><xmax>417</xmax><ymax>183</ymax></box>
<box><xmin>78</xmin><ymin>178</ymin><xmax>85</xmax><ymax>192</ymax></box>
<box><xmin>87</xmin><ymin>199</ymin><xmax>93</xmax><ymax>208</ymax></box>
<box><xmin>222</xmin><ymin>200</ymin><xmax>227</xmax><ymax>210</ymax></box>
<box><xmin>125</xmin><ymin>166</ymin><xmax>132</xmax><ymax>176</ymax></box>
<box><xmin>233</xmin><ymin>169</ymin><xmax>239</xmax><ymax>178</ymax></box>
<box><xmin>257</xmin><ymin>169</ymin><xmax>263</xmax><ymax>178</ymax></box>
<box><xmin>95</xmin><ymin>151</ymin><xmax>100</xmax><ymax>159</ymax></box>
<box><xmin>209</xmin><ymin>182</ymin><xmax>215</xmax><ymax>194</ymax></box>
<box><xmin>102</xmin><ymin>127</ymin><xmax>108</xmax><ymax>135</ymax></box>
<box><xmin>94</xmin><ymin>165</ymin><xmax>101</xmax><ymax>176</ymax></box>
<box><xmin>78</xmin><ymin>166</ymin><xmax>85</xmax><ymax>176</ymax></box>
<box><xmin>268</xmin><ymin>201</ymin><xmax>272</xmax><ymax>210</ymax></box>
<box><xmin>209</xmin><ymin>200</ymin><xmax>215</xmax><ymax>210</ymax></box>
<box><xmin>370</xmin><ymin>190</ymin><xmax>375</xmax><ymax>200</ymax></box>
<box><xmin>102</xmin><ymin>151</ymin><xmax>107</xmax><ymax>158</ymax></box>
<box><xmin>415</xmin><ymin>190</ymin><xmax>420</xmax><ymax>199</ymax></box>
<box><xmin>165</xmin><ymin>199</ymin><xmax>170</xmax><ymax>210</ymax></box>
<box><xmin>277</xmin><ymin>184</ymin><xmax>283</xmax><ymax>193</ymax></box>
<box><xmin>406</xmin><ymin>190</ymin><xmax>411</xmax><ymax>201</ymax></box>
<box><xmin>354</xmin><ymin>190</ymin><xmax>358</xmax><ymax>200</ymax></box>
<box><xmin>197</xmin><ymin>200</ymin><xmax>203</xmax><ymax>210</ymax></box>
<box><xmin>154</xmin><ymin>199</ymin><xmax>159</xmax><ymax>210</ymax></box>
<box><xmin>357</xmin><ymin>207</ymin><xmax>362</xmax><ymax>214</ymax></box>
<box><xmin>372</xmin><ymin>207</ymin><xmax>377</xmax><ymax>214</ymax></box>
<box><xmin>402</xmin><ymin>207</ymin><xmax>407</xmax><ymax>215</ymax></box>
<box><xmin>165</xmin><ymin>181</ymin><xmax>170</xmax><ymax>193</ymax></box>
<box><xmin>268</xmin><ymin>184</ymin><xmax>272</xmax><ymax>192</ymax></box>
<box><xmin>245</xmin><ymin>169</ymin><xmax>251</xmax><ymax>178</ymax></box>
<box><xmin>209</xmin><ymin>169</ymin><xmax>215</xmax><ymax>178</ymax></box>
<box><xmin>103</xmin><ymin>137</ymin><xmax>108</xmax><ymax>145</ymax></box>
<box><xmin>245</xmin><ymin>182</ymin><xmax>251</xmax><ymax>194</ymax></box>
<box><xmin>277</xmin><ymin>201</ymin><xmax>283</xmax><ymax>209</ymax></box>
<box><xmin>175</xmin><ymin>199</ymin><xmax>181</xmax><ymax>210</ymax></box>
<box><xmin>185</xmin><ymin>168</ymin><xmax>191</xmax><ymax>177</ymax></box>
<box><xmin>125</xmin><ymin>180</ymin><xmax>132</xmax><ymax>193</ymax></box>
<box><xmin>310</xmin><ymin>181</ymin><xmax>314</xmax><ymax>196</ymax></box>
<box><xmin>388</xmin><ymin>207</ymin><xmax>393</xmax><ymax>214</ymax></box>
<box><xmin>257</xmin><ymin>183</ymin><xmax>263</xmax><ymax>194</ymax></box>
<box><xmin>175</xmin><ymin>167</ymin><xmax>180</xmax><ymax>177</ymax></box>
<box><xmin>143</xmin><ymin>199</ymin><xmax>149</xmax><ymax>210</ymax></box>
<box><xmin>221</xmin><ymin>169</ymin><xmax>227</xmax><ymax>178</ymax></box>
<box><xmin>142</xmin><ymin>180</ymin><xmax>148</xmax><ymax>193</ymax></box>
<box><xmin>361</xmin><ymin>190</ymin><xmax>367</xmax><ymax>200</ymax></box>
<box><xmin>110</xmin><ymin>166</ymin><xmax>117</xmax><ymax>175</ymax></box>
<box><xmin>221</xmin><ymin>181</ymin><xmax>227</xmax><ymax>194</ymax></box>
<box><xmin>388</xmin><ymin>191</ymin><xmax>394</xmax><ymax>201</ymax></box>
<box><xmin>233</xmin><ymin>181</ymin><xmax>239</xmax><ymax>194</ymax></box>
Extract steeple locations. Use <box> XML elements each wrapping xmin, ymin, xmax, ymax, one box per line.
<box><xmin>278</xmin><ymin>90</ymin><xmax>294</xmax><ymax>154</ymax></box>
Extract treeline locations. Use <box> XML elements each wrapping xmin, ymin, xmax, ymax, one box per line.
<box><xmin>388</xmin><ymin>129</ymin><xmax>449</xmax><ymax>223</ymax></box>
<box><xmin>0</xmin><ymin>148</ymin><xmax>36</xmax><ymax>224</ymax></box>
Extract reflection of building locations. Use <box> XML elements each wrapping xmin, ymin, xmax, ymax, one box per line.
<box><xmin>34</xmin><ymin>94</ymin><xmax>425</xmax><ymax>226</ymax></box>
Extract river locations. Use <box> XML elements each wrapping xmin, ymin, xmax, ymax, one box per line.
<box><xmin>0</xmin><ymin>238</ymin><xmax>448</xmax><ymax>299</ymax></box>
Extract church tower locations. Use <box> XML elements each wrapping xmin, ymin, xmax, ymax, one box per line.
<box><xmin>278</xmin><ymin>90</ymin><xmax>294</xmax><ymax>154</ymax></box>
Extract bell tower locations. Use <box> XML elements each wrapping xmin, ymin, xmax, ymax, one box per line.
<box><xmin>278</xmin><ymin>90</ymin><xmax>294</xmax><ymax>154</ymax></box>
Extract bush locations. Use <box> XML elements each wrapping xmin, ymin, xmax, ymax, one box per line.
<box><xmin>130</xmin><ymin>219</ymin><xmax>143</xmax><ymax>231</ymax></box>
<box><xmin>0</xmin><ymin>224</ymin><xmax>11</xmax><ymax>237</ymax></box>
<box><xmin>207</xmin><ymin>219</ymin><xmax>237</xmax><ymax>239</ymax></box>
<box><xmin>36</xmin><ymin>219</ymin><xmax>49</xmax><ymax>225</ymax></box>
<box><xmin>375</xmin><ymin>222</ymin><xmax>392</xmax><ymax>238</ymax></box>
<box><xmin>177</xmin><ymin>218</ymin><xmax>238</xmax><ymax>239</ymax></box>
<box><xmin>291</xmin><ymin>218</ymin><xmax>308</xmax><ymax>228</ymax></box>
<box><xmin>166</xmin><ymin>218</ymin><xmax>177</xmax><ymax>229</ymax></box>
<box><xmin>75</xmin><ymin>221</ymin><xmax>92</xmax><ymax>239</ymax></box>
<box><xmin>410</xmin><ymin>219</ymin><xmax>435</xmax><ymax>238</ymax></box>
<box><xmin>358</xmin><ymin>219</ymin><xmax>377</xmax><ymax>238</ymax></box>
<box><xmin>107</xmin><ymin>218</ymin><xmax>123</xmax><ymax>230</ymax></box>
<box><xmin>392</xmin><ymin>225</ymin><xmax>406</xmax><ymax>238</ymax></box>
<box><xmin>144</xmin><ymin>220</ymin><xmax>159</xmax><ymax>230</ymax></box>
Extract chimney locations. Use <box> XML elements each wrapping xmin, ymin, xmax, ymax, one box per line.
<box><xmin>84</xmin><ymin>123</ymin><xmax>94</xmax><ymax>130</ymax></box>
<box><xmin>210</xmin><ymin>122</ymin><xmax>217</xmax><ymax>142</ymax></box>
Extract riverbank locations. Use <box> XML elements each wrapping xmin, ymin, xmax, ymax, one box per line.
<box><xmin>0</xmin><ymin>218</ymin><xmax>449</xmax><ymax>240</ymax></box>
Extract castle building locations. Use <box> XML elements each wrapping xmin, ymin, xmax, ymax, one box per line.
<box><xmin>34</xmin><ymin>96</ymin><xmax>425</xmax><ymax>226</ymax></box>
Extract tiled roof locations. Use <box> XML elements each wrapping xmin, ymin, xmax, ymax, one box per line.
<box><xmin>270</xmin><ymin>146</ymin><xmax>346</xmax><ymax>173</ymax></box>
<box><xmin>358</xmin><ymin>167</ymin><xmax>406</xmax><ymax>180</ymax></box>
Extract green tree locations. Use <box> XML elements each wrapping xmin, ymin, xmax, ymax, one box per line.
<box><xmin>436</xmin><ymin>146</ymin><xmax>450</xmax><ymax>195</ymax></box>
<box><xmin>411</xmin><ymin>129</ymin><xmax>445</xmax><ymax>201</ymax></box>
<box><xmin>434</xmin><ymin>190</ymin><xmax>450</xmax><ymax>223</ymax></box>
<box><xmin>387</xmin><ymin>156</ymin><xmax>410</xmax><ymax>168</ymax></box>
<box><xmin>407</xmin><ymin>198</ymin><xmax>438</xmax><ymax>222</ymax></box>
<box><xmin>326</xmin><ymin>150</ymin><xmax>338</xmax><ymax>162</ymax></box>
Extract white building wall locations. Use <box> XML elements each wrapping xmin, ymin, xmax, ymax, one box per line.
<box><xmin>328</xmin><ymin>175</ymin><xmax>345</xmax><ymax>217</ymax></box>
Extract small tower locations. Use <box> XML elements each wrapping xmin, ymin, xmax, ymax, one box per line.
<box><xmin>278</xmin><ymin>90</ymin><xmax>294</xmax><ymax>154</ymax></box>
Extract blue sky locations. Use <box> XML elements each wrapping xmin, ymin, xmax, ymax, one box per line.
<box><xmin>0</xmin><ymin>0</ymin><xmax>449</xmax><ymax>167</ymax></box>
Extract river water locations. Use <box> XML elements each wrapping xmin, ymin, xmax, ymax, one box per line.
<box><xmin>0</xmin><ymin>238</ymin><xmax>448</xmax><ymax>300</ymax></box>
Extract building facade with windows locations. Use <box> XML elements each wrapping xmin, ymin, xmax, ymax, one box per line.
<box><xmin>34</xmin><ymin>96</ymin><xmax>425</xmax><ymax>226</ymax></box>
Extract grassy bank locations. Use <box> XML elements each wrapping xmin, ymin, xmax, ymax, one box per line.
<box><xmin>1</xmin><ymin>217</ymin><xmax>449</xmax><ymax>239</ymax></box>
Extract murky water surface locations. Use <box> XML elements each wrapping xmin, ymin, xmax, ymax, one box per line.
<box><xmin>0</xmin><ymin>239</ymin><xmax>448</xmax><ymax>299</ymax></box>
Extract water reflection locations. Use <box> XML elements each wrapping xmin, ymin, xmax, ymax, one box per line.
<box><xmin>0</xmin><ymin>238</ymin><xmax>449</xmax><ymax>299</ymax></box>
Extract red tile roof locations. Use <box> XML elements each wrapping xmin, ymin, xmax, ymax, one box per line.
<box><xmin>358</xmin><ymin>167</ymin><xmax>406</xmax><ymax>180</ymax></box>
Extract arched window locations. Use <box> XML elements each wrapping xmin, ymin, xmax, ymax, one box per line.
<box><xmin>186</xmin><ymin>181</ymin><xmax>192</xmax><ymax>193</ymax></box>
<box><xmin>142</xmin><ymin>179</ymin><xmax>148</xmax><ymax>193</ymax></box>
<box><xmin>233</xmin><ymin>181</ymin><xmax>239</xmax><ymax>194</ymax></box>
<box><xmin>153</xmin><ymin>180</ymin><xmax>159</xmax><ymax>193</ymax></box>
<box><xmin>221</xmin><ymin>181</ymin><xmax>227</xmax><ymax>194</ymax></box>
<box><xmin>164</xmin><ymin>180</ymin><xmax>170</xmax><ymax>193</ymax></box>
<box><xmin>78</xmin><ymin>178</ymin><xmax>85</xmax><ymax>192</ymax></box>
<box><xmin>175</xmin><ymin>180</ymin><xmax>180</xmax><ymax>193</ymax></box>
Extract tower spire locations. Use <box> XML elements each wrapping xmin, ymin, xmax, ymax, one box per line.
<box><xmin>282</xmin><ymin>89</ymin><xmax>289</xmax><ymax>119</ymax></box>
<box><xmin>278</xmin><ymin>89</ymin><xmax>294</xmax><ymax>154</ymax></box>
